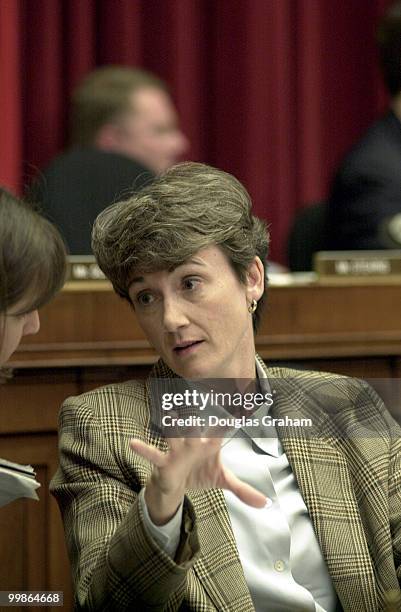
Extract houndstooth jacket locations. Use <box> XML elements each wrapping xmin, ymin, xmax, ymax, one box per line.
<box><xmin>50</xmin><ymin>357</ymin><xmax>401</xmax><ymax>611</ymax></box>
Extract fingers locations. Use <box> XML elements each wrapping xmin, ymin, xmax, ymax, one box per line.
<box><xmin>129</xmin><ymin>439</ymin><xmax>168</xmax><ymax>468</ymax></box>
<box><xmin>223</xmin><ymin>468</ymin><xmax>267</xmax><ymax>508</ymax></box>
<box><xmin>130</xmin><ymin>435</ymin><xmax>221</xmax><ymax>469</ymax></box>
<box><xmin>167</xmin><ymin>436</ymin><xmax>221</xmax><ymax>466</ymax></box>
<box><xmin>169</xmin><ymin>409</ymin><xmax>220</xmax><ymax>442</ymax></box>
<box><xmin>131</xmin><ymin>439</ymin><xmax>267</xmax><ymax>509</ymax></box>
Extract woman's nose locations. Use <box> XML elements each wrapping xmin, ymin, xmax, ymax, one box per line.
<box><xmin>162</xmin><ymin>298</ymin><xmax>188</xmax><ymax>332</ymax></box>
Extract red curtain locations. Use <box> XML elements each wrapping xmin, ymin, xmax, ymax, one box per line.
<box><xmin>0</xmin><ymin>0</ymin><xmax>392</xmax><ymax>263</ymax></box>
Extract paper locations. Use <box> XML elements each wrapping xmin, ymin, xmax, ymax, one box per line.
<box><xmin>0</xmin><ymin>458</ymin><xmax>40</xmax><ymax>508</ymax></box>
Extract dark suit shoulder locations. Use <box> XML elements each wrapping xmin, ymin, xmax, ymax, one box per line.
<box><xmin>28</xmin><ymin>148</ymin><xmax>154</xmax><ymax>253</ymax></box>
<box><xmin>44</xmin><ymin>148</ymin><xmax>150</xmax><ymax>177</ymax></box>
<box><xmin>337</xmin><ymin>112</ymin><xmax>401</xmax><ymax>179</ymax></box>
<box><xmin>32</xmin><ymin>148</ymin><xmax>153</xmax><ymax>199</ymax></box>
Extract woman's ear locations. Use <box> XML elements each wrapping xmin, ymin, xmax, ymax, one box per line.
<box><xmin>246</xmin><ymin>256</ymin><xmax>264</xmax><ymax>302</ymax></box>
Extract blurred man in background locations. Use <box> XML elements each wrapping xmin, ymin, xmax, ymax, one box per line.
<box><xmin>30</xmin><ymin>66</ymin><xmax>189</xmax><ymax>254</ymax></box>
<box><xmin>326</xmin><ymin>1</ymin><xmax>401</xmax><ymax>251</ymax></box>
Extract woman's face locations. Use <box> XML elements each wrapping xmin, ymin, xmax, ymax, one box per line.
<box><xmin>0</xmin><ymin>301</ymin><xmax>40</xmax><ymax>366</ymax></box>
<box><xmin>128</xmin><ymin>245</ymin><xmax>264</xmax><ymax>379</ymax></box>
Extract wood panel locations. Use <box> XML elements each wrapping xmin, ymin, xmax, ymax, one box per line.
<box><xmin>9</xmin><ymin>280</ymin><xmax>401</xmax><ymax>367</ymax></box>
<box><xmin>0</xmin><ymin>435</ymin><xmax>72</xmax><ymax>612</ymax></box>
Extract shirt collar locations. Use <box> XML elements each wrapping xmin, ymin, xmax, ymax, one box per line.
<box><xmin>223</xmin><ymin>360</ymin><xmax>280</xmax><ymax>457</ymax></box>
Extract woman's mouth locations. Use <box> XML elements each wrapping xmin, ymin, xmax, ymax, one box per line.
<box><xmin>173</xmin><ymin>340</ymin><xmax>204</xmax><ymax>356</ymax></box>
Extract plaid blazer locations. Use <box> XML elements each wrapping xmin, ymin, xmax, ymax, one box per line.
<box><xmin>50</xmin><ymin>357</ymin><xmax>401</xmax><ymax>611</ymax></box>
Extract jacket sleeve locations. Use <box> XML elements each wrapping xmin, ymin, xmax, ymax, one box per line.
<box><xmin>50</xmin><ymin>397</ymin><xmax>200</xmax><ymax>611</ymax></box>
<box><xmin>388</xmin><ymin>420</ymin><xmax>401</xmax><ymax>584</ymax></box>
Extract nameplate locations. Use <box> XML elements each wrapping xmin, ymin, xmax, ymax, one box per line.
<box><xmin>314</xmin><ymin>250</ymin><xmax>401</xmax><ymax>278</ymax></box>
<box><xmin>67</xmin><ymin>256</ymin><xmax>106</xmax><ymax>281</ymax></box>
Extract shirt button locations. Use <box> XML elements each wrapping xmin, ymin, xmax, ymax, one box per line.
<box><xmin>264</xmin><ymin>498</ymin><xmax>273</xmax><ymax>508</ymax></box>
<box><xmin>274</xmin><ymin>560</ymin><xmax>285</xmax><ymax>572</ymax></box>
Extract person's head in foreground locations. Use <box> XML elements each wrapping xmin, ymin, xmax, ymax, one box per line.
<box><xmin>92</xmin><ymin>162</ymin><xmax>269</xmax><ymax>380</ymax></box>
<box><xmin>0</xmin><ymin>188</ymin><xmax>66</xmax><ymax>371</ymax></box>
<box><xmin>71</xmin><ymin>65</ymin><xmax>189</xmax><ymax>174</ymax></box>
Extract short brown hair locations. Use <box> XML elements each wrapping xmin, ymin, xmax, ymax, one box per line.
<box><xmin>0</xmin><ymin>188</ymin><xmax>67</xmax><ymax>374</ymax></box>
<box><xmin>71</xmin><ymin>65</ymin><xmax>167</xmax><ymax>146</ymax></box>
<box><xmin>92</xmin><ymin>162</ymin><xmax>270</xmax><ymax>331</ymax></box>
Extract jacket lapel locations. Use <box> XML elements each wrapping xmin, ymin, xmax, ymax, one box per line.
<box><xmin>147</xmin><ymin>360</ymin><xmax>254</xmax><ymax>611</ymax></box>
<box><xmin>267</xmin><ymin>370</ymin><xmax>378</xmax><ymax>611</ymax></box>
<box><xmin>187</xmin><ymin>488</ymin><xmax>255</xmax><ymax>611</ymax></box>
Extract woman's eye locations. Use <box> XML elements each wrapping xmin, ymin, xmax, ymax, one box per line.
<box><xmin>137</xmin><ymin>293</ymin><xmax>154</xmax><ymax>306</ymax></box>
<box><xmin>183</xmin><ymin>278</ymin><xmax>200</xmax><ymax>290</ymax></box>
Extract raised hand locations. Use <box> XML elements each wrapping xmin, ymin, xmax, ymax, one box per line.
<box><xmin>130</xmin><ymin>436</ymin><xmax>267</xmax><ymax>525</ymax></box>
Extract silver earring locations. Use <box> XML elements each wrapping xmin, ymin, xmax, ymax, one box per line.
<box><xmin>248</xmin><ymin>299</ymin><xmax>257</xmax><ymax>314</ymax></box>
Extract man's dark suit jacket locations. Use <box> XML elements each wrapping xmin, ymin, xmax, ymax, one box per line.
<box><xmin>326</xmin><ymin>111</ymin><xmax>401</xmax><ymax>250</ymax></box>
<box><xmin>29</xmin><ymin>148</ymin><xmax>154</xmax><ymax>254</ymax></box>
